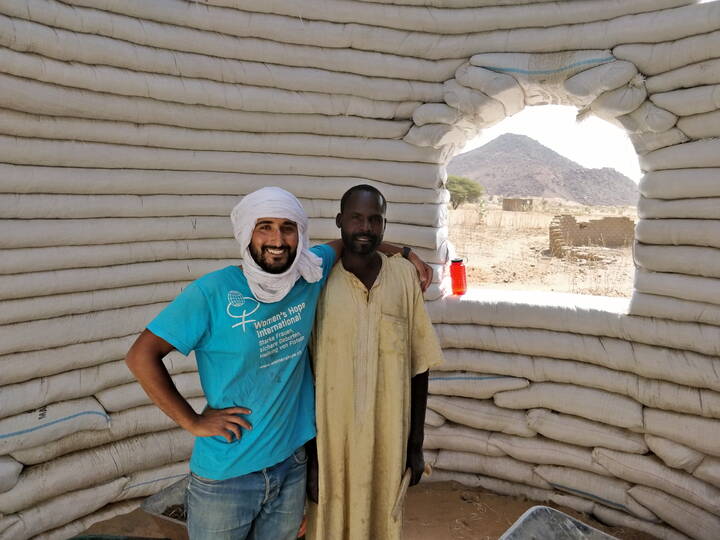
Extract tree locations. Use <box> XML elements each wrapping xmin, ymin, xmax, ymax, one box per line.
<box><xmin>447</xmin><ymin>175</ymin><xmax>484</xmax><ymax>209</ymax></box>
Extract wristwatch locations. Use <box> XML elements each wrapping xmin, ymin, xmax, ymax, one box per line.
<box><xmin>401</xmin><ymin>246</ymin><xmax>412</xmax><ymax>259</ymax></box>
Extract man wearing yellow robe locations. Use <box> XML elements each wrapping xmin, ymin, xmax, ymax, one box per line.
<box><xmin>307</xmin><ymin>185</ymin><xmax>443</xmax><ymax>540</ymax></box>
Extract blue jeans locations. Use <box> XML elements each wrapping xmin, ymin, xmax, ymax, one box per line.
<box><xmin>186</xmin><ymin>446</ymin><xmax>307</xmax><ymax>540</ymax></box>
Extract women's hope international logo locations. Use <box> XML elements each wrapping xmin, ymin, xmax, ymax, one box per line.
<box><xmin>226</xmin><ymin>290</ymin><xmax>260</xmax><ymax>331</ymax></box>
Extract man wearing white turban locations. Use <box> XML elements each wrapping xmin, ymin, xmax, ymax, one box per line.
<box><xmin>125</xmin><ymin>187</ymin><xmax>431</xmax><ymax>540</ymax></box>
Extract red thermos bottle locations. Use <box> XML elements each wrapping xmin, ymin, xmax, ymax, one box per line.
<box><xmin>450</xmin><ymin>258</ymin><xmax>467</xmax><ymax>296</ymax></box>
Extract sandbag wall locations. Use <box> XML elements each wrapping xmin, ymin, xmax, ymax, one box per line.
<box><xmin>1</xmin><ymin>0</ymin><xmax>719</xmax><ymax>538</ymax></box>
<box><xmin>424</xmin><ymin>291</ymin><xmax>720</xmax><ymax>540</ymax></box>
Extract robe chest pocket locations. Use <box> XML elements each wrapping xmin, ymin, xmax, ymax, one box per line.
<box><xmin>379</xmin><ymin>313</ymin><xmax>408</xmax><ymax>354</ymax></box>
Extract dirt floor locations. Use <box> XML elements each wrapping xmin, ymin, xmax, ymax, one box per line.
<box><xmin>449</xmin><ymin>200</ymin><xmax>636</xmax><ymax>298</ymax></box>
<box><xmin>83</xmin><ymin>481</ymin><xmax>653</xmax><ymax>539</ymax></box>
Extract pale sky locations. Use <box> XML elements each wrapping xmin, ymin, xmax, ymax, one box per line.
<box><xmin>460</xmin><ymin>105</ymin><xmax>643</xmax><ymax>182</ymax></box>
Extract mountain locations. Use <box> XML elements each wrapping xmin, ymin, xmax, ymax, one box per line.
<box><xmin>447</xmin><ymin>133</ymin><xmax>638</xmax><ymax>206</ymax></box>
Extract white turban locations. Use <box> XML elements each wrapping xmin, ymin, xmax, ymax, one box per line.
<box><xmin>230</xmin><ymin>187</ymin><xmax>323</xmax><ymax>303</ymax></box>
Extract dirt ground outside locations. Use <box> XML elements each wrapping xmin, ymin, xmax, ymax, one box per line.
<box><xmin>449</xmin><ymin>199</ymin><xmax>637</xmax><ymax>298</ymax></box>
<box><xmin>84</xmin><ymin>481</ymin><xmax>653</xmax><ymax>539</ymax></box>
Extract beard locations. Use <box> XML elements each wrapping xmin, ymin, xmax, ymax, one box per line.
<box><xmin>249</xmin><ymin>244</ymin><xmax>297</xmax><ymax>274</ymax></box>
<box><xmin>342</xmin><ymin>230</ymin><xmax>382</xmax><ymax>255</ymax></box>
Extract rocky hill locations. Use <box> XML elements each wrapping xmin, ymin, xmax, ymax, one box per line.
<box><xmin>447</xmin><ymin>133</ymin><xmax>638</xmax><ymax>206</ymax></box>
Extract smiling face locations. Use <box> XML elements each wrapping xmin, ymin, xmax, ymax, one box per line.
<box><xmin>336</xmin><ymin>190</ymin><xmax>386</xmax><ymax>255</ymax></box>
<box><xmin>249</xmin><ymin>217</ymin><xmax>299</xmax><ymax>273</ymax></box>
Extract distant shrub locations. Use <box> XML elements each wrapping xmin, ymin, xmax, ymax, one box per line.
<box><xmin>447</xmin><ymin>175</ymin><xmax>484</xmax><ymax>209</ymax></box>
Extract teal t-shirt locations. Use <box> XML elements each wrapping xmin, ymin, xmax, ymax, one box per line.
<box><xmin>147</xmin><ymin>244</ymin><xmax>335</xmax><ymax>480</ymax></box>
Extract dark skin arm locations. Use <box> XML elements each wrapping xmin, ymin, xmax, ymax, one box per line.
<box><xmin>306</xmin><ymin>437</ymin><xmax>319</xmax><ymax>503</ymax></box>
<box><xmin>125</xmin><ymin>329</ymin><xmax>252</xmax><ymax>442</ymax></box>
<box><xmin>407</xmin><ymin>370</ymin><xmax>429</xmax><ymax>486</ymax></box>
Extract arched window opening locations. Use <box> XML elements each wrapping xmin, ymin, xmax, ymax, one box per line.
<box><xmin>447</xmin><ymin>105</ymin><xmax>639</xmax><ymax>297</ymax></box>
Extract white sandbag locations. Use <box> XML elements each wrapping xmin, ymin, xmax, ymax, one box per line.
<box><xmin>0</xmin><ymin>13</ymin><xmax>444</xmax><ymax>102</ymax></box>
<box><xmin>526</xmin><ymin>409</ymin><xmax>647</xmax><ymax>454</ymax></box>
<box><xmin>488</xmin><ymin>433</ymin><xmax>609</xmax><ymax>476</ymax></box>
<box><xmin>118</xmin><ymin>461</ymin><xmax>188</xmax><ymax>501</ymax></box>
<box><xmin>629</xmin><ymin>485</ymin><xmax>720</xmax><ymax>540</ymax></box>
<box><xmin>438</xmin><ymin>350</ymin><xmax>643</xmax><ymax>406</ymax></box>
<box><xmin>0</xmin><ymin>72</ymin><xmax>412</xmax><ymax>139</ymax></box>
<box><xmin>644</xmin><ymin>409</ymin><xmax>720</xmax><ymax>458</ymax></box>
<box><xmin>0</xmin><ymin>456</ymin><xmax>21</xmax><ymax>493</ymax></box>
<box><xmin>423</xmin><ymin>450</ymin><xmax>438</xmax><ymax>468</ymax></box>
<box><xmin>0</xmin><ymin>303</ymin><xmax>167</xmax><ymax>355</ymax></box>
<box><xmin>427</xmin><ymin>396</ymin><xmax>535</xmax><ymax>437</ymax></box>
<box><xmin>0</xmin><ymin>429</ymin><xmax>193</xmax><ymax>514</ymax></box>
<box><xmin>636</xmin><ymin>218</ymin><xmax>720</xmax><ymax>248</ymax></box>
<box><xmin>594</xmin><ymin>448</ymin><xmax>720</xmax><ymax>515</ymax></box>
<box><xmin>677</xmin><ymin>110</ymin><xmax>720</xmax><ymax>140</ymax></box>
<box><xmin>592</xmin><ymin>505</ymin><xmax>689</xmax><ymax>540</ymax></box>
<box><xmin>0</xmin><ymin>335</ymin><xmax>135</xmax><ymax>386</ymax></box>
<box><xmin>442</xmin><ymin>80</ymin><xmax>506</xmax><ymax>126</ymax></box>
<box><xmin>0</xmin><ymin>516</ymin><xmax>19</xmax><ymax>536</ymax></box>
<box><xmin>564</xmin><ymin>60</ymin><xmax>637</xmax><ymax>104</ymax></box>
<box><xmin>428</xmin><ymin>289</ymin><xmax>633</xmax><ymax>336</ymax></box>
<box><xmin>0</xmin><ymin>239</ymin><xmax>235</xmax><ymax>276</ymax></box>
<box><xmin>0</xmin><ymin>397</ymin><xmax>108</xmax><ymax>454</ymax></box>
<box><xmin>0</xmin><ymin>47</ymin><xmax>421</xmax><ymax>120</ymax></box>
<box><xmin>454</xmin><ymin>64</ymin><xmax>524</xmax><ymax>116</ymax></box>
<box><xmin>455</xmin><ymin>349</ymin><xmax>720</xmax><ymax>419</ymax></box>
<box><xmin>651</xmin><ymin>85</ymin><xmax>720</xmax><ymax>117</ymax></box>
<box><xmin>0</xmin><ymin>164</ymin><xmax>443</xmax><ymax>202</ymax></box>
<box><xmin>629</xmin><ymin>129</ymin><xmax>689</xmax><ymax>155</ymax></box>
<box><xmin>641</xmin><ymin>140</ymin><xmax>720</xmax><ymax>172</ymax></box>
<box><xmin>629</xmin><ymin>292</ymin><xmax>720</xmax><ymax>327</ymax></box>
<box><xmin>617</xmin><ymin>101</ymin><xmax>677</xmax><ymax>134</ymax></box>
<box><xmin>534</xmin><ymin>465</ymin><xmax>656</xmax><ymax>521</ymax></box>
<box><xmin>0</xmin><ymin>259</ymin><xmax>237</xmax><ymax>301</ymax></box>
<box><xmin>494</xmin><ymin>383</ymin><xmax>643</xmax><ymax>430</ymax></box>
<box><xmin>0</xmin><ymin>282</ymin><xmax>188</xmax><ymax>326</ymax></box>
<box><xmin>200</xmin><ymin>0</ymin><xmax>693</xmax><ymax>34</ymax></box>
<box><xmin>694</xmin><ymin>458</ymin><xmax>720</xmax><ymax>488</ymax></box>
<box><xmin>634</xmin><ymin>242</ymin><xmax>720</xmax><ymax>279</ymax></box>
<box><xmin>587</xmin><ymin>76</ymin><xmax>647</xmax><ymax>120</ymax></box>
<box><xmin>0</xmin><ymin>0</ymin><xmax>463</xmax><ymax>81</ymax></box>
<box><xmin>634</xmin><ymin>377</ymin><xmax>720</xmax><ymax>419</ymax></box>
<box><xmin>428</xmin><ymin>371</ymin><xmax>529</xmax><ymax>399</ymax></box>
<box><xmin>644</xmin><ymin>434</ymin><xmax>704</xmax><ymax>473</ymax></box>
<box><xmin>614</xmin><ymin>30</ymin><xmax>720</xmax><ymax>76</ymax></box>
<box><xmin>0</xmin><ymin>477</ymin><xmax>127</xmax><ymax>540</ymax></box>
<box><xmin>0</xmin><ymin>354</ymin><xmax>195</xmax><ymax>419</ymax></box>
<box><xmin>424</xmin><ymin>408</ymin><xmax>445</xmax><ymax>428</ymax></box>
<box><xmin>412</xmin><ymin>103</ymin><xmax>464</xmax><ymax>127</ymax></box>
<box><xmin>12</xmin><ymin>398</ymin><xmax>205</xmax><ymax>465</ymax></box>
<box><xmin>638</xmin><ymin>197</ymin><xmax>720</xmax><ymax>220</ymax></box>
<box><xmin>635</xmin><ymin>268</ymin><xmax>720</xmax><ymax>307</ymax></box>
<box><xmin>639</xmin><ymin>168</ymin><xmax>720</xmax><ymax>200</ymax></box>
<box><xmin>33</xmin><ymin>499</ymin><xmax>141</xmax><ymax>540</ymax></box>
<box><xmin>420</xmin><ymin>3</ymin><xmax>719</xmax><ymax>57</ymax></box>
<box><xmin>646</xmin><ymin>58</ymin><xmax>720</xmax><ymax>94</ymax></box>
<box><xmin>97</xmin><ymin>372</ymin><xmax>203</xmax><ymax>412</ymax></box>
<box><xmin>0</xmin><ymin>111</ymin><xmax>442</xmax><ymax>166</ymax></box>
<box><xmin>437</xmin><ymin>325</ymin><xmax>720</xmax><ymax>390</ymax></box>
<box><xmin>0</xmin><ymin>136</ymin><xmax>444</xmax><ymax>189</ymax></box>
<box><xmin>471</xmin><ymin>51</ymin><xmax>614</xmax><ymax>106</ymax></box>
<box><xmin>404</xmin><ymin>124</ymin><xmax>472</xmax><ymax>149</ymax></box>
<box><xmin>434</xmin><ymin>450</ymin><xmax>550</xmax><ymax>489</ymax></box>
<box><xmin>423</xmin><ymin>424</ymin><xmax>504</xmax><ymax>457</ymax></box>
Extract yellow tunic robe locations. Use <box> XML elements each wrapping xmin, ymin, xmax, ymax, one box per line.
<box><xmin>308</xmin><ymin>253</ymin><xmax>443</xmax><ymax>540</ymax></box>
